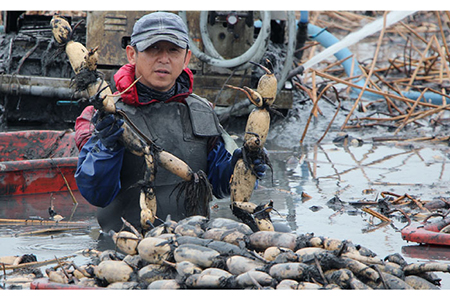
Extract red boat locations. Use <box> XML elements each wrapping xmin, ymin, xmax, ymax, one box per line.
<box><xmin>0</xmin><ymin>130</ymin><xmax>79</xmax><ymax>195</ymax></box>
<box><xmin>401</xmin><ymin>217</ymin><xmax>450</xmax><ymax>246</ymax></box>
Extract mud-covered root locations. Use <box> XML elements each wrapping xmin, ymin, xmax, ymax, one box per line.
<box><xmin>225</xmin><ymin>84</ymin><xmax>264</xmax><ymax>108</ymax></box>
<box><xmin>138</xmin><ymin>263</ymin><xmax>175</xmax><ymax>287</ymax></box>
<box><xmin>309</xmin><ymin>250</ymin><xmax>380</xmax><ymax>284</ymax></box>
<box><xmin>84</xmin><ymin>46</ymin><xmax>99</xmax><ymax>72</ymax></box>
<box><xmin>51</xmin><ymin>15</ymin><xmax>117</xmax><ymax>115</ymax></box>
<box><xmin>177</xmin><ymin>215</ymin><xmax>209</xmax><ymax>228</ymax></box>
<box><xmin>110</xmin><ymin>230</ymin><xmax>141</xmax><ymax>255</ymax></box>
<box><xmin>377</xmin><ymin>262</ymin><xmax>405</xmax><ymax>279</ymax></box>
<box><xmin>243</xmin><ymin>108</ymin><xmax>271</xmax><ymax>152</ymax></box>
<box><xmin>158</xmin><ymin>149</ymin><xmax>213</xmax><ymax>218</ymax></box>
<box><xmin>294</xmin><ymin>247</ymin><xmax>328</xmax><ymax>263</ymax></box>
<box><xmin>384</xmin><ymin>252</ymin><xmax>408</xmax><ymax>267</ymax></box>
<box><xmin>137</xmin><ymin>237</ymin><xmax>172</xmax><ymax>264</ymax></box>
<box><xmin>183</xmin><ymin>268</ymin><xmax>232</xmax><ymax>288</ymax></box>
<box><xmin>50</xmin><ymin>15</ymin><xmax>72</xmax><ymax>44</ymax></box>
<box><xmin>46</xmin><ymin>269</ymin><xmax>69</xmax><ymax>284</ymax></box>
<box><xmin>229</xmin><ymin>136</ymin><xmax>274</xmax><ymax>232</ymax></box>
<box><xmin>94</xmin><ymin>260</ymin><xmax>134</xmax><ymax>285</ymax></box>
<box><xmin>248</xmin><ymin>231</ymin><xmax>298</xmax><ymax>252</ymax></box>
<box><xmin>226</xmin><ymin>255</ymin><xmax>266</xmax><ymax>275</ymax></box>
<box><xmin>170</xmin><ymin>216</ymin><xmax>208</xmax><ymax>237</ymax></box>
<box><xmin>173</xmin><ymin>244</ymin><xmax>220</xmax><ymax>269</ymax></box>
<box><xmin>139</xmin><ymin>153</ymin><xmax>158</xmax><ymax>231</ymax></box>
<box><xmin>226</xmin><ymin>60</ymin><xmax>277</xmax><ymax>108</ymax></box>
<box><xmin>231</xmin><ymin>199</ymin><xmax>274</xmax><ymax>232</ymax></box>
<box><xmin>377</xmin><ymin>272</ymin><xmax>414</xmax><ymax>290</ymax></box>
<box><xmin>230</xmin><ymin>159</ymin><xmax>257</xmax><ymax>204</ymax></box>
<box><xmin>417</xmin><ymin>272</ymin><xmax>442</xmax><ymax>286</ymax></box>
<box><xmin>307</xmin><ymin>235</ymin><xmax>383</xmax><ymax>265</ymax></box>
<box><xmin>342</xmin><ymin>251</ymin><xmax>384</xmax><ymax>265</ymax></box>
<box><xmin>72</xmin><ymin>264</ymin><xmax>95</xmax><ymax>280</ymax></box>
<box><xmin>232</xmin><ymin>270</ymin><xmax>276</xmax><ymax>289</ymax></box>
<box><xmin>250</xmin><ymin>60</ymin><xmax>278</xmax><ymax>107</ymax></box>
<box><xmin>119</xmin><ymin>124</ymin><xmax>149</xmax><ymax>157</ymax></box>
<box><xmin>325</xmin><ymin>269</ymin><xmax>372</xmax><ymax>290</ymax></box>
<box><xmin>163</xmin><ymin>260</ymin><xmax>202</xmax><ymax>277</ymax></box>
<box><xmin>50</xmin><ymin>15</ymin><xmax>96</xmax><ymax>71</ymax></box>
<box><xmin>268</xmin><ymin>262</ymin><xmax>309</xmax><ymax>281</ymax></box>
<box><xmin>206</xmin><ymin>217</ymin><xmax>253</xmax><ymax>234</ymax></box>
<box><xmin>157</xmin><ymin>150</ymin><xmax>194</xmax><ymax>181</ymax></box>
<box><xmin>348</xmin><ymin>277</ymin><xmax>373</xmax><ymax>290</ymax></box>
<box><xmin>174</xmin><ymin>223</ymin><xmax>204</xmax><ymax>237</ymax></box>
<box><xmin>184</xmin><ymin>273</ymin><xmax>227</xmax><ymax>289</ymax></box>
<box><xmin>145</xmin><ymin>215</ymin><xmax>178</xmax><ymax>238</ymax></box>
<box><xmin>264</xmin><ymin>247</ymin><xmax>293</xmax><ymax>261</ymax></box>
<box><xmin>253</xmin><ymin>201</ymin><xmax>275</xmax><ymax>231</ymax></box>
<box><xmin>276</xmin><ymin>279</ymin><xmax>300</xmax><ymax>290</ymax></box>
<box><xmin>405</xmin><ymin>275</ymin><xmax>440</xmax><ymax>290</ymax></box>
<box><xmin>202</xmin><ymin>227</ymin><xmax>248</xmax><ymax>246</ymax></box>
<box><xmin>308</xmin><ymin>236</ymin><xmax>354</xmax><ymax>251</ymax></box>
<box><xmin>147</xmin><ymin>279</ymin><xmax>181</xmax><ymax>289</ymax></box>
<box><xmin>174</xmin><ymin>170</ymin><xmax>213</xmax><ymax>218</ymax></box>
<box><xmin>139</xmin><ymin>190</ymin><xmax>157</xmax><ymax>231</ymax></box>
<box><xmin>51</xmin><ymin>15</ymin><xmax>103</xmax><ymax>94</ymax></box>
<box><xmin>339</xmin><ymin>257</ymin><xmax>380</xmax><ymax>283</ymax></box>
<box><xmin>403</xmin><ymin>262</ymin><xmax>450</xmax><ymax>275</ymax></box>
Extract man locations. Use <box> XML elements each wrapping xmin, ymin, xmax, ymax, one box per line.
<box><xmin>74</xmin><ymin>12</ymin><xmax>266</xmax><ymax>233</ymax></box>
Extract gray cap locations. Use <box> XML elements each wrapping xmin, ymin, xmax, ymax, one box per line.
<box><xmin>130</xmin><ymin>12</ymin><xmax>189</xmax><ymax>52</ymax></box>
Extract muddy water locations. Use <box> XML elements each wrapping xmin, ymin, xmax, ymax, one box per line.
<box><xmin>2</xmin><ymin>139</ymin><xmax>450</xmax><ymax>288</ymax></box>
<box><xmin>211</xmin><ymin>140</ymin><xmax>450</xmax><ymax>289</ymax></box>
<box><xmin>0</xmin><ymin>191</ymin><xmax>100</xmax><ymax>284</ymax></box>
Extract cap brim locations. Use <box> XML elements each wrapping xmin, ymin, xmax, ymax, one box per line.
<box><xmin>136</xmin><ymin>35</ymin><xmax>188</xmax><ymax>52</ymax></box>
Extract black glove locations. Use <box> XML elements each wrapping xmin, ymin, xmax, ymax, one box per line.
<box><xmin>231</xmin><ymin>147</ymin><xmax>267</xmax><ymax>179</ymax></box>
<box><xmin>89</xmin><ymin>85</ymin><xmax>109</xmax><ymax>110</ymax></box>
<box><xmin>252</xmin><ymin>157</ymin><xmax>266</xmax><ymax>179</ymax></box>
<box><xmin>93</xmin><ymin>113</ymin><xmax>124</xmax><ymax>149</ymax></box>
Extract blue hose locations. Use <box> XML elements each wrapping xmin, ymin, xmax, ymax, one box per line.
<box><xmin>307</xmin><ymin>23</ymin><xmax>450</xmax><ymax>104</ymax></box>
<box><xmin>299</xmin><ymin>11</ymin><xmax>308</xmax><ymax>24</ymax></box>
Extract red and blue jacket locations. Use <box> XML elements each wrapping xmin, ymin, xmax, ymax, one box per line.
<box><xmin>74</xmin><ymin>64</ymin><xmax>234</xmax><ymax>208</ymax></box>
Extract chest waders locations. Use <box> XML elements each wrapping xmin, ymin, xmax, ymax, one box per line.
<box><xmin>97</xmin><ymin>95</ymin><xmax>222</xmax><ymax>232</ymax></box>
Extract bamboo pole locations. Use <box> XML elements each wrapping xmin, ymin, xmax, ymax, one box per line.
<box><xmin>432</xmin><ymin>35</ymin><xmax>450</xmax><ymax>82</ymax></box>
<box><xmin>341</xmin><ymin>12</ymin><xmax>389</xmax><ymax>130</ymax></box>
<box><xmin>15</xmin><ymin>227</ymin><xmax>88</xmax><ymax>237</ymax></box>
<box><xmin>362</xmin><ymin>207</ymin><xmax>391</xmax><ymax>223</ymax></box>
<box><xmin>394</xmin><ymin>88</ymin><xmax>428</xmax><ymax>135</ymax></box>
<box><xmin>300</xmin><ymin>72</ymin><xmax>321</xmax><ymax>144</ymax></box>
<box><xmin>1</xmin><ymin>255</ymin><xmax>76</xmax><ymax>271</ymax></box>
<box><xmin>0</xmin><ymin>218</ymin><xmax>88</xmax><ymax>225</ymax></box>
<box><xmin>314</xmin><ymin>70</ymin><xmax>450</xmax><ymax>110</ymax></box>
<box><xmin>404</xmin><ymin>37</ymin><xmax>434</xmax><ymax>92</ymax></box>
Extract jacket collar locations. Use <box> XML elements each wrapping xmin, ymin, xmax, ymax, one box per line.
<box><xmin>113</xmin><ymin>63</ymin><xmax>194</xmax><ymax>106</ymax></box>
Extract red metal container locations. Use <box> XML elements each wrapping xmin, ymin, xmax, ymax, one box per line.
<box><xmin>0</xmin><ymin>130</ymin><xmax>79</xmax><ymax>195</ymax></box>
<box><xmin>30</xmin><ymin>278</ymin><xmax>102</xmax><ymax>290</ymax></box>
<box><xmin>401</xmin><ymin>217</ymin><xmax>450</xmax><ymax>246</ymax></box>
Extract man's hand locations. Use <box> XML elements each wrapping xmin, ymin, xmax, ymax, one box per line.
<box><xmin>93</xmin><ymin>113</ymin><xmax>124</xmax><ymax>149</ymax></box>
<box><xmin>231</xmin><ymin>147</ymin><xmax>267</xmax><ymax>179</ymax></box>
<box><xmin>89</xmin><ymin>85</ymin><xmax>109</xmax><ymax>110</ymax></box>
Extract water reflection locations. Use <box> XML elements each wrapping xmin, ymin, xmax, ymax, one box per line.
<box><xmin>2</xmin><ymin>140</ymin><xmax>450</xmax><ymax>288</ymax></box>
<box><xmin>255</xmin><ymin>141</ymin><xmax>450</xmax><ymax>260</ymax></box>
<box><xmin>268</xmin><ymin>141</ymin><xmax>450</xmax><ymax>204</ymax></box>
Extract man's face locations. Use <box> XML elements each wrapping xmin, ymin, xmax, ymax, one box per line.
<box><xmin>126</xmin><ymin>41</ymin><xmax>191</xmax><ymax>92</ymax></box>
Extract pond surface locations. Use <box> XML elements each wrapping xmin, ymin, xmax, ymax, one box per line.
<box><xmin>2</xmin><ymin>140</ymin><xmax>450</xmax><ymax>289</ymax></box>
